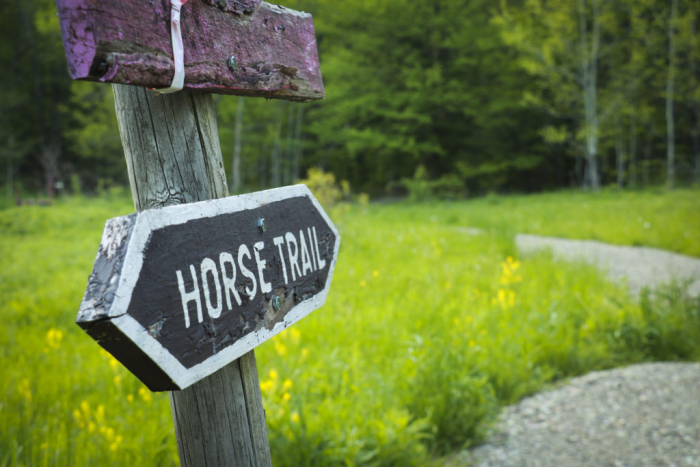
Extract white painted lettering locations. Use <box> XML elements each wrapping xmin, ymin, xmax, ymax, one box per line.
<box><xmin>238</xmin><ymin>244</ymin><xmax>257</xmax><ymax>299</ymax></box>
<box><xmin>312</xmin><ymin>226</ymin><xmax>327</xmax><ymax>270</ymax></box>
<box><xmin>254</xmin><ymin>242</ymin><xmax>272</xmax><ymax>294</ymax></box>
<box><xmin>285</xmin><ymin>232</ymin><xmax>302</xmax><ymax>281</ymax></box>
<box><xmin>273</xmin><ymin>236</ymin><xmax>289</xmax><ymax>284</ymax></box>
<box><xmin>219</xmin><ymin>252</ymin><xmax>242</xmax><ymax>309</ymax></box>
<box><xmin>307</xmin><ymin>227</ymin><xmax>317</xmax><ymax>271</ymax></box>
<box><xmin>299</xmin><ymin>229</ymin><xmax>313</xmax><ymax>276</ymax></box>
<box><xmin>200</xmin><ymin>257</ymin><xmax>223</xmax><ymax>319</ymax></box>
<box><xmin>176</xmin><ymin>265</ymin><xmax>203</xmax><ymax>328</ymax></box>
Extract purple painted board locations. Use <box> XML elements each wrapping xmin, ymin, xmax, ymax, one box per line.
<box><xmin>55</xmin><ymin>0</ymin><xmax>324</xmax><ymax>101</ymax></box>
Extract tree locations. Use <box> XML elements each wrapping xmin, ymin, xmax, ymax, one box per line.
<box><xmin>495</xmin><ymin>0</ymin><xmax>623</xmax><ymax>190</ymax></box>
<box><xmin>665</xmin><ymin>0</ymin><xmax>678</xmax><ymax>188</ymax></box>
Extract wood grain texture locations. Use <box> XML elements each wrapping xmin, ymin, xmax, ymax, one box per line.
<box><xmin>112</xmin><ymin>83</ymin><xmax>271</xmax><ymax>466</ymax></box>
<box><xmin>56</xmin><ymin>0</ymin><xmax>324</xmax><ymax>101</ymax></box>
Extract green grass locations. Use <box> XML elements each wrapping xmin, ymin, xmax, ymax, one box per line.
<box><xmin>389</xmin><ymin>187</ymin><xmax>700</xmax><ymax>257</ymax></box>
<box><xmin>1</xmin><ymin>189</ymin><xmax>699</xmax><ymax>466</ymax></box>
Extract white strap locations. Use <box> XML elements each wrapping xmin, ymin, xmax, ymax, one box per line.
<box><xmin>151</xmin><ymin>0</ymin><xmax>186</xmax><ymax>94</ymax></box>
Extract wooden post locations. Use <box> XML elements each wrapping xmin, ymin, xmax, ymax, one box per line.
<box><xmin>112</xmin><ymin>84</ymin><xmax>272</xmax><ymax>466</ymax></box>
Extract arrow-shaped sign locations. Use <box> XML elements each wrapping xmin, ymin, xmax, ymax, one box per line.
<box><xmin>77</xmin><ymin>185</ymin><xmax>340</xmax><ymax>391</ymax></box>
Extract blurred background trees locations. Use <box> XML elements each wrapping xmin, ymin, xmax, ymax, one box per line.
<box><xmin>1</xmin><ymin>0</ymin><xmax>698</xmax><ymax>199</ymax></box>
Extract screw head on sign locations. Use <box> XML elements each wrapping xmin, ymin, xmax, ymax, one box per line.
<box><xmin>257</xmin><ymin>218</ymin><xmax>267</xmax><ymax>233</ymax></box>
<box><xmin>227</xmin><ymin>56</ymin><xmax>238</xmax><ymax>71</ymax></box>
<box><xmin>272</xmin><ymin>296</ymin><xmax>282</xmax><ymax>312</ymax></box>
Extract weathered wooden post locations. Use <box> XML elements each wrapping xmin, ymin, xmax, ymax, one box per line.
<box><xmin>55</xmin><ymin>1</ymin><xmax>337</xmax><ymax>465</ymax></box>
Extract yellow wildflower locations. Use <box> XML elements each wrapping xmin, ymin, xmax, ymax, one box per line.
<box><xmin>497</xmin><ymin>289</ymin><xmax>515</xmax><ymax>309</ymax></box>
<box><xmin>113</xmin><ymin>375</ymin><xmax>122</xmax><ymax>387</ymax></box>
<box><xmin>289</xmin><ymin>328</ymin><xmax>301</xmax><ymax>345</ymax></box>
<box><xmin>466</xmin><ymin>315</ymin><xmax>473</xmax><ymax>324</ymax></box>
<box><xmin>282</xmin><ymin>379</ymin><xmax>292</xmax><ymax>391</ymax></box>
<box><xmin>45</xmin><ymin>328</ymin><xmax>63</xmax><ymax>350</ymax></box>
<box><xmin>17</xmin><ymin>379</ymin><xmax>32</xmax><ymax>402</ymax></box>
<box><xmin>360</xmin><ymin>280</ymin><xmax>367</xmax><ymax>287</ymax></box>
<box><xmin>96</xmin><ymin>405</ymin><xmax>105</xmax><ymax>423</ymax></box>
<box><xmin>260</xmin><ymin>380</ymin><xmax>274</xmax><ymax>396</ymax></box>
<box><xmin>109</xmin><ymin>357</ymin><xmax>119</xmax><ymax>371</ymax></box>
<box><xmin>274</xmin><ymin>341</ymin><xmax>287</xmax><ymax>357</ymax></box>
<box><xmin>291</xmin><ymin>412</ymin><xmax>300</xmax><ymax>424</ymax></box>
<box><xmin>301</xmin><ymin>348</ymin><xmax>309</xmax><ymax>360</ymax></box>
<box><xmin>372</xmin><ymin>270</ymin><xmax>379</xmax><ymax>277</ymax></box>
<box><xmin>269</xmin><ymin>369</ymin><xmax>279</xmax><ymax>380</ymax></box>
<box><xmin>468</xmin><ymin>340</ymin><xmax>476</xmax><ymax>348</ymax></box>
<box><xmin>138</xmin><ymin>387</ymin><xmax>152</xmax><ymax>403</ymax></box>
<box><xmin>500</xmin><ymin>257</ymin><xmax>523</xmax><ymax>285</ymax></box>
<box><xmin>126</xmin><ymin>394</ymin><xmax>134</xmax><ymax>403</ymax></box>
<box><xmin>282</xmin><ymin>393</ymin><xmax>291</xmax><ymax>403</ymax></box>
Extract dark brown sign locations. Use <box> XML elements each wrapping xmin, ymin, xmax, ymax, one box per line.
<box><xmin>77</xmin><ymin>185</ymin><xmax>340</xmax><ymax>391</ymax></box>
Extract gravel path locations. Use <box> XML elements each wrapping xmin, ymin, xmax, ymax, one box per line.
<box><xmin>515</xmin><ymin>234</ymin><xmax>700</xmax><ymax>297</ymax></box>
<box><xmin>454</xmin><ymin>233</ymin><xmax>700</xmax><ymax>466</ymax></box>
<box><xmin>466</xmin><ymin>363</ymin><xmax>700</xmax><ymax>467</ymax></box>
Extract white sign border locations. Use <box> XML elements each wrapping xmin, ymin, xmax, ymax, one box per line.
<box><xmin>93</xmin><ymin>184</ymin><xmax>340</xmax><ymax>390</ymax></box>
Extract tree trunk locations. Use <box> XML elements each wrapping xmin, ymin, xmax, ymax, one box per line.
<box><xmin>643</xmin><ymin>128</ymin><xmax>653</xmax><ymax>187</ymax></box>
<box><xmin>283</xmin><ymin>102</ymin><xmax>295</xmax><ymax>185</ymax></box>
<box><xmin>694</xmin><ymin>114</ymin><xmax>700</xmax><ymax>183</ymax></box>
<box><xmin>6</xmin><ymin>159</ymin><xmax>12</xmax><ymax>200</ymax></box>
<box><xmin>690</xmin><ymin>16</ymin><xmax>700</xmax><ymax>183</ymax></box>
<box><xmin>271</xmin><ymin>104</ymin><xmax>283</xmax><ymax>187</ymax></box>
<box><xmin>579</xmin><ymin>0</ymin><xmax>601</xmax><ymax>191</ymax></box>
<box><xmin>259</xmin><ymin>142</ymin><xmax>268</xmax><ymax>190</ymax></box>
<box><xmin>629</xmin><ymin>113</ymin><xmax>638</xmax><ymax>188</ymax></box>
<box><xmin>112</xmin><ymin>84</ymin><xmax>272</xmax><ymax>467</ymax></box>
<box><xmin>666</xmin><ymin>0</ymin><xmax>678</xmax><ymax>188</ymax></box>
<box><xmin>292</xmin><ymin>104</ymin><xmax>305</xmax><ymax>182</ymax></box>
<box><xmin>232</xmin><ymin>96</ymin><xmax>245</xmax><ymax>194</ymax></box>
<box><xmin>616</xmin><ymin>115</ymin><xmax>625</xmax><ymax>188</ymax></box>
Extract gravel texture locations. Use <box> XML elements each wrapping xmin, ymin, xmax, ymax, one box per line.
<box><xmin>465</xmin><ymin>363</ymin><xmax>700</xmax><ymax>467</ymax></box>
<box><xmin>516</xmin><ymin>234</ymin><xmax>700</xmax><ymax>297</ymax></box>
<box><xmin>449</xmin><ymin>232</ymin><xmax>700</xmax><ymax>466</ymax></box>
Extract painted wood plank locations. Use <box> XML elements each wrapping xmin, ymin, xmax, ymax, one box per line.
<box><xmin>110</xmin><ymin>84</ymin><xmax>271</xmax><ymax>466</ymax></box>
<box><xmin>56</xmin><ymin>0</ymin><xmax>324</xmax><ymax>101</ymax></box>
<box><xmin>76</xmin><ymin>185</ymin><xmax>340</xmax><ymax>391</ymax></box>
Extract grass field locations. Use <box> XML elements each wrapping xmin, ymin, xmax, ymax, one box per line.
<box><xmin>1</xmin><ymin>188</ymin><xmax>699</xmax><ymax>466</ymax></box>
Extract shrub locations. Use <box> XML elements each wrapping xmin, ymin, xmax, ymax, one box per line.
<box><xmin>391</xmin><ymin>165</ymin><xmax>465</xmax><ymax>201</ymax></box>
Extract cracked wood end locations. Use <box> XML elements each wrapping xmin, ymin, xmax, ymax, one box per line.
<box><xmin>56</xmin><ymin>0</ymin><xmax>324</xmax><ymax>101</ymax></box>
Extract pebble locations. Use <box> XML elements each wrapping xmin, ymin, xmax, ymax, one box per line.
<box><xmin>459</xmin><ymin>363</ymin><xmax>700</xmax><ymax>467</ymax></box>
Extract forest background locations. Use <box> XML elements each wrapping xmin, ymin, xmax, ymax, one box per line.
<box><xmin>0</xmin><ymin>0</ymin><xmax>699</xmax><ymax>200</ymax></box>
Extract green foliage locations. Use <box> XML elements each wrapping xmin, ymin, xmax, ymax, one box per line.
<box><xmin>3</xmin><ymin>0</ymin><xmax>700</xmax><ymax>195</ymax></box>
<box><xmin>392</xmin><ymin>165</ymin><xmax>465</xmax><ymax>202</ymax></box>
<box><xmin>620</xmin><ymin>283</ymin><xmax>700</xmax><ymax>361</ymax></box>
<box><xmin>0</xmin><ymin>190</ymin><xmax>698</xmax><ymax>466</ymax></box>
<box><xmin>297</xmin><ymin>167</ymin><xmax>351</xmax><ymax>209</ymax></box>
<box><xmin>63</xmin><ymin>82</ymin><xmax>126</xmax><ymax>188</ymax></box>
